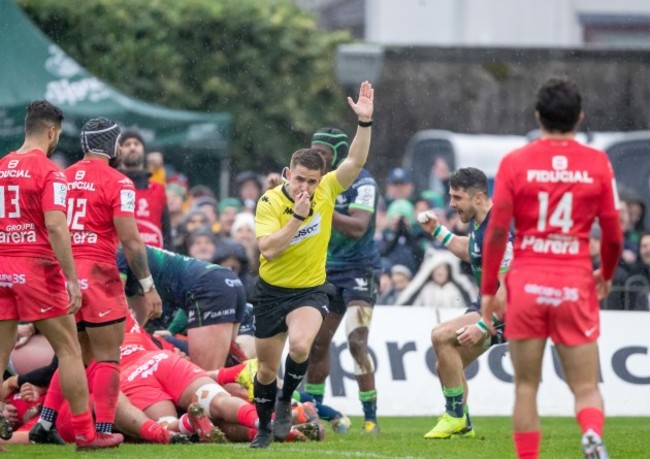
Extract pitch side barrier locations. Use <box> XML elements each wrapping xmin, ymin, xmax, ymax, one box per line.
<box><xmin>303</xmin><ymin>307</ymin><xmax>650</xmax><ymax>416</ymax></box>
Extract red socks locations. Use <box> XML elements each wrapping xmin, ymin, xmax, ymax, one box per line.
<box><xmin>139</xmin><ymin>419</ymin><xmax>170</xmax><ymax>444</ymax></box>
<box><xmin>236</xmin><ymin>403</ymin><xmax>258</xmax><ymax>429</ymax></box>
<box><xmin>577</xmin><ymin>407</ymin><xmax>604</xmax><ymax>437</ymax></box>
<box><xmin>71</xmin><ymin>410</ymin><xmax>96</xmax><ymax>443</ymax></box>
<box><xmin>513</xmin><ymin>431</ymin><xmax>541</xmax><ymax>459</ymax></box>
<box><xmin>178</xmin><ymin>413</ymin><xmax>195</xmax><ymax>435</ymax></box>
<box><xmin>217</xmin><ymin>362</ymin><xmax>246</xmax><ymax>386</ymax></box>
<box><xmin>92</xmin><ymin>362</ymin><xmax>120</xmax><ymax>426</ymax></box>
<box><xmin>42</xmin><ymin>369</ymin><xmax>64</xmax><ymax>414</ymax></box>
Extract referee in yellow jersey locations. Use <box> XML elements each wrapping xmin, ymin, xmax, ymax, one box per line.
<box><xmin>250</xmin><ymin>81</ymin><xmax>374</xmax><ymax>448</ymax></box>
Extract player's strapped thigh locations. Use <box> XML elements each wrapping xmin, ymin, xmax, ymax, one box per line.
<box><xmin>344</xmin><ymin>303</ymin><xmax>374</xmax><ymax>375</ymax></box>
<box><xmin>182</xmin><ymin>377</ymin><xmax>228</xmax><ymax>413</ymax></box>
<box><xmin>75</xmin><ymin>259</ymin><xmax>127</xmax><ymax>326</ymax></box>
<box><xmin>185</xmin><ymin>269</ymin><xmax>243</xmax><ymax>329</ymax></box>
<box><xmin>0</xmin><ymin>257</ymin><xmax>68</xmax><ymax>322</ymax></box>
<box><xmin>251</xmin><ymin>278</ymin><xmax>331</xmax><ymax>339</ymax></box>
<box><xmin>505</xmin><ymin>265</ymin><xmax>599</xmax><ymax>345</ymax></box>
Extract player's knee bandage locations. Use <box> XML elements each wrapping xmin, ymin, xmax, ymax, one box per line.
<box><xmin>195</xmin><ymin>383</ymin><xmax>227</xmax><ymax>413</ymax></box>
<box><xmin>345</xmin><ymin>306</ymin><xmax>374</xmax><ymax>375</ymax></box>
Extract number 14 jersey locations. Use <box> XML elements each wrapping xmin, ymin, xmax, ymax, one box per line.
<box><xmin>65</xmin><ymin>159</ymin><xmax>136</xmax><ymax>263</ymax></box>
<box><xmin>491</xmin><ymin>138</ymin><xmax>619</xmax><ymax>270</ymax></box>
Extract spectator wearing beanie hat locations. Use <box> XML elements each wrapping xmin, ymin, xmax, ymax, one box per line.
<box><xmin>186</xmin><ymin>227</ymin><xmax>219</xmax><ymax>262</ymax></box>
<box><xmin>217</xmin><ymin>198</ymin><xmax>243</xmax><ymax>239</ymax></box>
<box><xmin>385</xmin><ymin>167</ymin><xmax>416</xmax><ymax>205</ymax></box>
<box><xmin>118</xmin><ymin>129</ymin><xmax>171</xmax><ymax>249</ymax></box>
<box><xmin>231</xmin><ymin>212</ymin><xmax>259</xmax><ymax>275</ymax></box>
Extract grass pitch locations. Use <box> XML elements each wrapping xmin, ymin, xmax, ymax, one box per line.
<box><xmin>4</xmin><ymin>416</ymin><xmax>649</xmax><ymax>458</ymax></box>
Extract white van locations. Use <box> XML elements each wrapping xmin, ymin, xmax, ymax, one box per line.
<box><xmin>401</xmin><ymin>129</ymin><xmax>528</xmax><ymax>193</ymax></box>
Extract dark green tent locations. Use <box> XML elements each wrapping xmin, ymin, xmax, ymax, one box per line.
<box><xmin>0</xmin><ymin>0</ymin><xmax>232</xmax><ymax>195</ymax></box>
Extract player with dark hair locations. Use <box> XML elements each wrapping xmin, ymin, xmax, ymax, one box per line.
<box><xmin>30</xmin><ymin>118</ymin><xmax>163</xmax><ymax>443</ymax></box>
<box><xmin>418</xmin><ymin>167</ymin><xmax>512</xmax><ymax>439</ymax></box>
<box><xmin>0</xmin><ymin>101</ymin><xmax>121</xmax><ymax>450</ymax></box>
<box><xmin>250</xmin><ymin>81</ymin><xmax>374</xmax><ymax>449</ymax></box>
<box><xmin>118</xmin><ymin>130</ymin><xmax>172</xmax><ymax>249</ymax></box>
<box><xmin>481</xmin><ymin>78</ymin><xmax>622</xmax><ymax>459</ymax></box>
<box><xmin>306</xmin><ymin>126</ymin><xmax>381</xmax><ymax>434</ymax></box>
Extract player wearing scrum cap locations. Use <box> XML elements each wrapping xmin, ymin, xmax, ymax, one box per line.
<box><xmin>417</xmin><ymin>167</ymin><xmax>512</xmax><ymax>440</ymax></box>
<box><xmin>0</xmin><ymin>102</ymin><xmax>123</xmax><ymax>450</ymax></box>
<box><xmin>305</xmin><ymin>127</ymin><xmax>380</xmax><ymax>434</ymax></box>
<box><xmin>30</xmin><ymin>118</ymin><xmax>162</xmax><ymax>445</ymax></box>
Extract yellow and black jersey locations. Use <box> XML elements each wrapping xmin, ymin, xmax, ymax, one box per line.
<box><xmin>255</xmin><ymin>171</ymin><xmax>344</xmax><ymax>288</ymax></box>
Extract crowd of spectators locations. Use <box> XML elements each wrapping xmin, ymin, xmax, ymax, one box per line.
<box><xmin>151</xmin><ymin>151</ymin><xmax>650</xmax><ymax>312</ymax></box>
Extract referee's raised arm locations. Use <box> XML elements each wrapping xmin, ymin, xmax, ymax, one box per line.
<box><xmin>335</xmin><ymin>81</ymin><xmax>374</xmax><ymax>190</ymax></box>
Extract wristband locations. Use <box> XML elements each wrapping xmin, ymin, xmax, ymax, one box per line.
<box><xmin>432</xmin><ymin>225</ymin><xmax>455</xmax><ymax>247</ymax></box>
<box><xmin>292</xmin><ymin>213</ymin><xmax>306</xmax><ymax>222</ymax></box>
<box><xmin>358</xmin><ymin>119</ymin><xmax>373</xmax><ymax>127</ymax></box>
<box><xmin>138</xmin><ymin>275</ymin><xmax>155</xmax><ymax>293</ymax></box>
<box><xmin>476</xmin><ymin>319</ymin><xmax>489</xmax><ymax>334</ymax></box>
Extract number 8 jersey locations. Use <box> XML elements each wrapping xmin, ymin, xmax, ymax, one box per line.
<box><xmin>0</xmin><ymin>150</ymin><xmax>68</xmax><ymax>260</ymax></box>
<box><xmin>64</xmin><ymin>159</ymin><xmax>136</xmax><ymax>262</ymax></box>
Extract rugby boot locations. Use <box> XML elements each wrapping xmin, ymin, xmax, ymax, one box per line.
<box><xmin>424</xmin><ymin>412</ymin><xmax>467</xmax><ymax>439</ymax></box>
<box><xmin>292</xmin><ymin>401</ymin><xmax>322</xmax><ymax>427</ymax></box>
<box><xmin>582</xmin><ymin>429</ymin><xmax>609</xmax><ymax>459</ymax></box>
<box><xmin>293</xmin><ymin>421</ymin><xmax>325</xmax><ymax>441</ymax></box>
<box><xmin>28</xmin><ymin>422</ymin><xmax>64</xmax><ymax>445</ymax></box>
<box><xmin>362</xmin><ymin>419</ymin><xmax>380</xmax><ymax>434</ymax></box>
<box><xmin>250</xmin><ymin>425</ymin><xmax>273</xmax><ymax>449</ymax></box>
<box><xmin>454</xmin><ymin>424</ymin><xmax>476</xmax><ymax>438</ymax></box>
<box><xmin>168</xmin><ymin>432</ymin><xmax>192</xmax><ymax>444</ymax></box>
<box><xmin>187</xmin><ymin>402</ymin><xmax>227</xmax><ymax>443</ymax></box>
<box><xmin>272</xmin><ymin>399</ymin><xmax>292</xmax><ymax>440</ymax></box>
<box><xmin>0</xmin><ymin>413</ymin><xmax>12</xmax><ymax>440</ymax></box>
<box><xmin>75</xmin><ymin>432</ymin><xmax>124</xmax><ymax>451</ymax></box>
<box><xmin>284</xmin><ymin>427</ymin><xmax>308</xmax><ymax>442</ymax></box>
<box><xmin>331</xmin><ymin>414</ymin><xmax>351</xmax><ymax>433</ymax></box>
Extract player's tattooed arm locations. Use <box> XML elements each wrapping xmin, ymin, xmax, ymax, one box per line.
<box><xmin>127</xmin><ymin>248</ymin><xmax>151</xmax><ymax>280</ymax></box>
<box><xmin>114</xmin><ymin>216</ymin><xmax>151</xmax><ymax>279</ymax></box>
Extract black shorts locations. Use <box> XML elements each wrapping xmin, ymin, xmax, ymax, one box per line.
<box><xmin>326</xmin><ymin>267</ymin><xmax>381</xmax><ymax>315</ymax></box>
<box><xmin>238</xmin><ymin>303</ymin><xmax>255</xmax><ymax>336</ymax></box>
<box><xmin>251</xmin><ymin>278</ymin><xmax>331</xmax><ymax>339</ymax></box>
<box><xmin>465</xmin><ymin>300</ymin><xmax>507</xmax><ymax>347</ymax></box>
<box><xmin>185</xmin><ymin>269</ymin><xmax>247</xmax><ymax>329</ymax></box>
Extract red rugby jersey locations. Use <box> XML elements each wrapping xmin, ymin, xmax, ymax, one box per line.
<box><xmin>481</xmin><ymin>138</ymin><xmax>623</xmax><ymax>295</ymax></box>
<box><xmin>133</xmin><ymin>181</ymin><xmax>166</xmax><ymax>248</ymax></box>
<box><xmin>0</xmin><ymin>150</ymin><xmax>68</xmax><ymax>260</ymax></box>
<box><xmin>64</xmin><ymin>159</ymin><xmax>136</xmax><ymax>263</ymax></box>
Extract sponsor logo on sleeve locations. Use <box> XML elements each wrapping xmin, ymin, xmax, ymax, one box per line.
<box><xmin>121</xmin><ymin>189</ymin><xmax>136</xmax><ymax>212</ymax></box>
<box><xmin>354</xmin><ymin>184</ymin><xmax>376</xmax><ymax>209</ymax></box>
<box><xmin>53</xmin><ymin>182</ymin><xmax>67</xmax><ymax>206</ymax></box>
